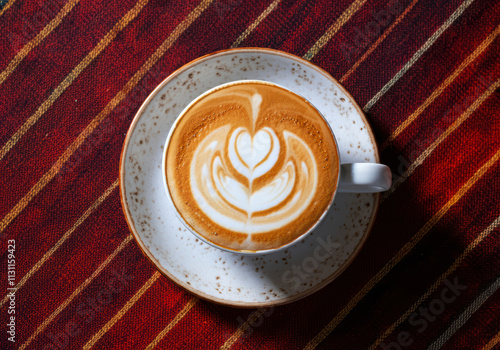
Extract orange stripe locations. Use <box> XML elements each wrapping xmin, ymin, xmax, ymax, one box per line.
<box><xmin>218</xmin><ymin>3</ymin><xmax>385</xmax><ymax>348</ymax></box>
<box><xmin>14</xmin><ymin>4</ymin><xmax>274</xmax><ymax>349</ymax></box>
<box><xmin>145</xmin><ymin>297</ymin><xmax>199</xmax><ymax>349</ymax></box>
<box><xmin>0</xmin><ymin>0</ymin><xmax>214</xmax><ymax>234</ymax></box>
<box><xmin>482</xmin><ymin>329</ymin><xmax>500</xmax><ymax>350</ymax></box>
<box><xmin>0</xmin><ymin>179</ymin><xmax>118</xmax><ymax>308</ymax></box>
<box><xmin>381</xmin><ymin>77</ymin><xmax>500</xmax><ymax>201</ymax></box>
<box><xmin>303</xmin><ymin>147</ymin><xmax>500</xmax><ymax>349</ymax></box>
<box><xmin>19</xmin><ymin>235</ymin><xmax>133</xmax><ymax>350</ymax></box>
<box><xmin>381</xmin><ymin>24</ymin><xmax>500</xmax><ymax>150</ymax></box>
<box><xmin>220</xmin><ymin>309</ymin><xmax>266</xmax><ymax>350</ymax></box>
<box><xmin>0</xmin><ymin>0</ymin><xmax>16</xmax><ymax>17</ymax></box>
<box><xmin>303</xmin><ymin>0</ymin><xmax>368</xmax><ymax>61</ymax></box>
<box><xmin>82</xmin><ymin>272</ymin><xmax>161</xmax><ymax>349</ymax></box>
<box><xmin>340</xmin><ymin>0</ymin><xmax>419</xmax><ymax>83</ymax></box>
<box><xmin>0</xmin><ymin>0</ymin><xmax>81</xmax><ymax>86</ymax></box>
<box><xmin>0</xmin><ymin>0</ymin><xmax>149</xmax><ymax>161</ymax></box>
<box><xmin>363</xmin><ymin>0</ymin><xmax>476</xmax><ymax>111</ymax></box>
<box><xmin>231</xmin><ymin>0</ymin><xmax>281</xmax><ymax>48</ymax></box>
<box><xmin>369</xmin><ymin>215</ymin><xmax>500</xmax><ymax>349</ymax></box>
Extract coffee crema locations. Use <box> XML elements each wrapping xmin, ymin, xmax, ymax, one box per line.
<box><xmin>165</xmin><ymin>82</ymin><xmax>339</xmax><ymax>251</ymax></box>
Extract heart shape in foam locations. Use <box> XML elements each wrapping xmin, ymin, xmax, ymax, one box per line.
<box><xmin>236</xmin><ymin>129</ymin><xmax>271</xmax><ymax>170</ymax></box>
<box><xmin>189</xmin><ymin>123</ymin><xmax>319</xmax><ymax>233</ymax></box>
<box><xmin>228</xmin><ymin>127</ymin><xmax>280</xmax><ymax>182</ymax></box>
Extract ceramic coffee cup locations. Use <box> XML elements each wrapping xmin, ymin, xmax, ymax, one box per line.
<box><xmin>162</xmin><ymin>80</ymin><xmax>391</xmax><ymax>254</ymax></box>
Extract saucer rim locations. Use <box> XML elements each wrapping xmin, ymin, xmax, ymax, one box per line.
<box><xmin>119</xmin><ymin>47</ymin><xmax>381</xmax><ymax>308</ymax></box>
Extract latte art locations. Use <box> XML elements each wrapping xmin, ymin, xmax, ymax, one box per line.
<box><xmin>166</xmin><ymin>82</ymin><xmax>338</xmax><ymax>251</ymax></box>
<box><xmin>191</xmin><ymin>124</ymin><xmax>318</xmax><ymax>233</ymax></box>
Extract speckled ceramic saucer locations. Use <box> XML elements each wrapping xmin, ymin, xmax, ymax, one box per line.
<box><xmin>119</xmin><ymin>48</ymin><xmax>380</xmax><ymax>308</ymax></box>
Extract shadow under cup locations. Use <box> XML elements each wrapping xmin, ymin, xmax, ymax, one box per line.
<box><xmin>162</xmin><ymin>80</ymin><xmax>391</xmax><ymax>255</ymax></box>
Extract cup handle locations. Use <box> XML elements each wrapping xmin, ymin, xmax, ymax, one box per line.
<box><xmin>337</xmin><ymin>163</ymin><xmax>392</xmax><ymax>193</ymax></box>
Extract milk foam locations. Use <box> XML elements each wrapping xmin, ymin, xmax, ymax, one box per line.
<box><xmin>189</xmin><ymin>116</ymin><xmax>318</xmax><ymax>234</ymax></box>
<box><xmin>166</xmin><ymin>82</ymin><xmax>338</xmax><ymax>251</ymax></box>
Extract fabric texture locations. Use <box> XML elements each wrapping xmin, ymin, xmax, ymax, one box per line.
<box><xmin>0</xmin><ymin>0</ymin><xmax>499</xmax><ymax>349</ymax></box>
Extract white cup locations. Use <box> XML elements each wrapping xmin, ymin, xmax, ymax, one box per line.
<box><xmin>162</xmin><ymin>80</ymin><xmax>391</xmax><ymax>254</ymax></box>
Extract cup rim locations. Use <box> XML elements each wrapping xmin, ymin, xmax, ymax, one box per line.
<box><xmin>119</xmin><ymin>47</ymin><xmax>381</xmax><ymax>308</ymax></box>
<box><xmin>162</xmin><ymin>79</ymin><xmax>342</xmax><ymax>254</ymax></box>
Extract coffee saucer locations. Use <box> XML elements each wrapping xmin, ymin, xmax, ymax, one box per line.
<box><xmin>120</xmin><ymin>48</ymin><xmax>380</xmax><ymax>307</ymax></box>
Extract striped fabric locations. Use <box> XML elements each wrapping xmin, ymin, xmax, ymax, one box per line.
<box><xmin>1</xmin><ymin>0</ymin><xmax>498</xmax><ymax>349</ymax></box>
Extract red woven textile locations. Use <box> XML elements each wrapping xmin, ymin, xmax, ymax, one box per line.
<box><xmin>1</xmin><ymin>0</ymin><xmax>499</xmax><ymax>349</ymax></box>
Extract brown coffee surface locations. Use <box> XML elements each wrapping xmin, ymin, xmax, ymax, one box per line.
<box><xmin>166</xmin><ymin>81</ymin><xmax>339</xmax><ymax>251</ymax></box>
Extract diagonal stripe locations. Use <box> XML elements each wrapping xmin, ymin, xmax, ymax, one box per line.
<box><xmin>363</xmin><ymin>0</ymin><xmax>476</xmax><ymax>111</ymax></box>
<box><xmin>0</xmin><ymin>0</ymin><xmax>150</xmax><ymax>161</ymax></box>
<box><xmin>381</xmin><ymin>77</ymin><xmax>500</xmax><ymax>201</ymax></box>
<box><xmin>82</xmin><ymin>271</ymin><xmax>162</xmax><ymax>349</ymax></box>
<box><xmin>0</xmin><ymin>0</ymin><xmax>16</xmax><ymax>17</ymax></box>
<box><xmin>381</xmin><ymin>24</ymin><xmax>500</xmax><ymax>149</ymax></box>
<box><xmin>303</xmin><ymin>0</ymin><xmax>368</xmax><ymax>61</ymax></box>
<box><xmin>0</xmin><ymin>179</ymin><xmax>118</xmax><ymax>309</ymax></box>
<box><xmin>145</xmin><ymin>296</ymin><xmax>199</xmax><ymax>350</ymax></box>
<box><xmin>369</xmin><ymin>215</ymin><xmax>500</xmax><ymax>349</ymax></box>
<box><xmin>6</xmin><ymin>5</ymin><xmax>265</xmax><ymax>348</ymax></box>
<box><xmin>230</xmin><ymin>0</ymin><xmax>281</xmax><ymax>48</ymax></box>
<box><xmin>428</xmin><ymin>276</ymin><xmax>500</xmax><ymax>350</ymax></box>
<box><xmin>483</xmin><ymin>329</ymin><xmax>500</xmax><ymax>350</ymax></box>
<box><xmin>0</xmin><ymin>0</ymin><xmax>81</xmax><ymax>86</ymax></box>
<box><xmin>303</xmin><ymin>147</ymin><xmax>500</xmax><ymax>350</ymax></box>
<box><xmin>19</xmin><ymin>235</ymin><xmax>133</xmax><ymax>350</ymax></box>
<box><xmin>340</xmin><ymin>0</ymin><xmax>419</xmax><ymax>83</ymax></box>
<box><xmin>0</xmin><ymin>0</ymin><xmax>215</xmax><ymax>234</ymax></box>
<box><xmin>220</xmin><ymin>309</ymin><xmax>266</xmax><ymax>350</ymax></box>
<box><xmin>221</xmin><ymin>3</ymin><xmax>397</xmax><ymax>346</ymax></box>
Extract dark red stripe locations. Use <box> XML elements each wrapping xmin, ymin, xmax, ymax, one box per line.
<box><xmin>388</xmin><ymin>37</ymin><xmax>500</xmax><ymax>156</ymax></box>
<box><xmin>0</xmin><ymin>0</ymin><xmax>279</xmax><ymax>220</ymax></box>
<box><xmin>99</xmin><ymin>285</ymin><xmax>193</xmax><ymax>350</ymax></box>
<box><xmin>27</xmin><ymin>247</ymin><xmax>156</xmax><ymax>349</ymax></box>
<box><xmin>0</xmin><ymin>0</ymin><xmax>203</xmax><ymax>217</ymax></box>
<box><xmin>380</xmin><ymin>263</ymin><xmax>500</xmax><ymax>349</ymax></box>
<box><xmin>310</xmin><ymin>0</ymin><xmax>446</xmax><ymax>80</ymax></box>
<box><xmin>363</xmin><ymin>0</ymin><xmax>500</xmax><ymax>139</ymax></box>
<box><xmin>2</xmin><ymin>1</ymin><xmax>499</xmax><ymax>349</ymax></box>
<box><xmin>319</xmin><ymin>160</ymin><xmax>500</xmax><ymax>349</ymax></box>
<box><xmin>228</xmin><ymin>156</ymin><xmax>500</xmax><ymax>349</ymax></box>
<box><xmin>0</xmin><ymin>0</ymin><xmax>70</xmax><ymax>64</ymax></box>
<box><xmin>1</xmin><ymin>197</ymin><xmax>134</xmax><ymax>339</ymax></box>
<box><xmin>152</xmin><ymin>300</ymin><xmax>243</xmax><ymax>350</ymax></box>
<box><xmin>443</xmin><ymin>288</ymin><xmax>500</xmax><ymax>350</ymax></box>
<box><xmin>0</xmin><ymin>0</ymin><xmax>138</xmax><ymax>141</ymax></box>
<box><xmin>239</xmin><ymin>0</ymin><xmax>352</xmax><ymax>57</ymax></box>
<box><xmin>226</xmin><ymin>71</ymin><xmax>500</xmax><ymax>349</ymax></box>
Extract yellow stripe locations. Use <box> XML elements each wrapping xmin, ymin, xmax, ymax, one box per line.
<box><xmin>0</xmin><ymin>0</ymin><xmax>81</xmax><ymax>86</ymax></box>
<box><xmin>382</xmin><ymin>77</ymin><xmax>500</xmax><ymax>201</ymax></box>
<box><xmin>82</xmin><ymin>271</ymin><xmax>161</xmax><ymax>349</ymax></box>
<box><xmin>483</xmin><ymin>329</ymin><xmax>500</xmax><ymax>350</ymax></box>
<box><xmin>0</xmin><ymin>0</ymin><xmax>150</xmax><ymax>161</ymax></box>
<box><xmin>364</xmin><ymin>0</ymin><xmax>476</xmax><ymax>111</ymax></box>
<box><xmin>231</xmin><ymin>0</ymin><xmax>281</xmax><ymax>48</ymax></box>
<box><xmin>0</xmin><ymin>0</ymin><xmax>214</xmax><ymax>234</ymax></box>
<box><xmin>221</xmin><ymin>3</ymin><xmax>391</xmax><ymax>348</ymax></box>
<box><xmin>303</xmin><ymin>0</ymin><xmax>368</xmax><ymax>61</ymax></box>
<box><xmin>145</xmin><ymin>296</ymin><xmax>199</xmax><ymax>350</ymax></box>
<box><xmin>220</xmin><ymin>309</ymin><xmax>266</xmax><ymax>350</ymax></box>
<box><xmin>303</xmin><ymin>147</ymin><xmax>500</xmax><ymax>350</ymax></box>
<box><xmin>0</xmin><ymin>0</ymin><xmax>16</xmax><ymax>17</ymax></box>
<box><xmin>369</xmin><ymin>215</ymin><xmax>500</xmax><ymax>349</ymax></box>
<box><xmin>19</xmin><ymin>235</ymin><xmax>133</xmax><ymax>350</ymax></box>
<box><xmin>340</xmin><ymin>0</ymin><xmax>419</xmax><ymax>83</ymax></box>
<box><xmin>381</xmin><ymin>24</ymin><xmax>500</xmax><ymax>149</ymax></box>
<box><xmin>0</xmin><ymin>179</ymin><xmax>118</xmax><ymax>308</ymax></box>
